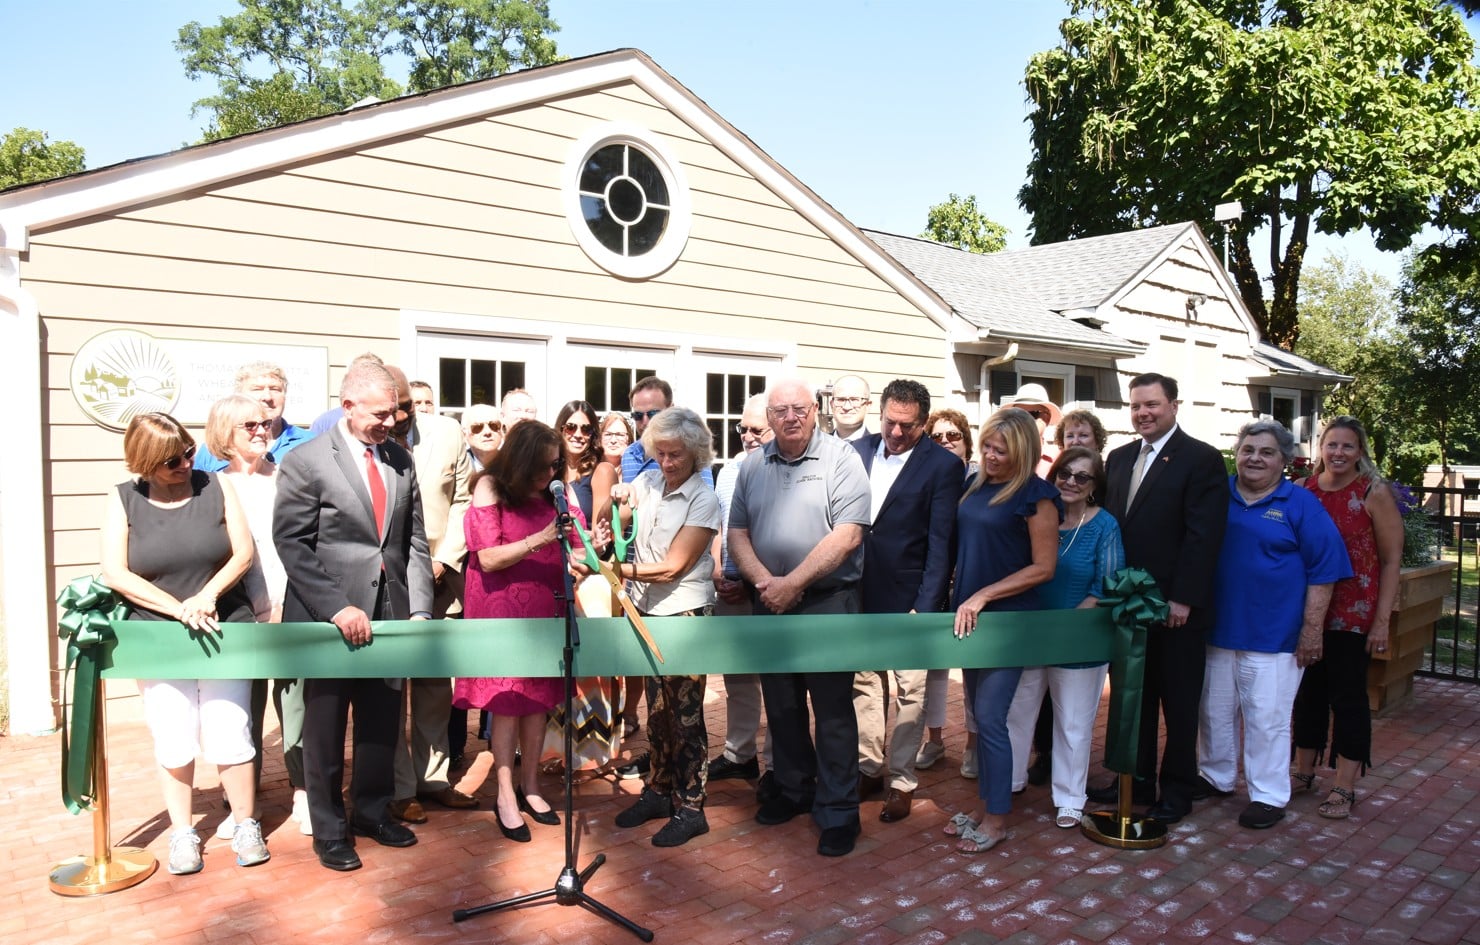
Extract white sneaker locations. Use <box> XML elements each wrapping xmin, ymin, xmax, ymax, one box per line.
<box><xmin>1056</xmin><ymin>807</ymin><xmax>1083</xmax><ymax>829</ymax></box>
<box><xmin>915</xmin><ymin>740</ymin><xmax>946</xmax><ymax>769</ymax></box>
<box><xmin>231</xmin><ymin>817</ymin><xmax>271</xmax><ymax>867</ymax></box>
<box><xmin>167</xmin><ymin>828</ymin><xmax>203</xmax><ymax>875</ymax></box>
<box><xmin>960</xmin><ymin>747</ymin><xmax>978</xmax><ymax>780</ymax></box>
<box><xmin>291</xmin><ymin>792</ymin><xmax>313</xmax><ymax>836</ymax></box>
<box><xmin>214</xmin><ymin>814</ymin><xmax>237</xmax><ymax>840</ymax></box>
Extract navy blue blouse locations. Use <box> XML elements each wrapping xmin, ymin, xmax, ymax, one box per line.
<box><xmin>952</xmin><ymin>475</ymin><xmax>1062</xmax><ymax>612</ymax></box>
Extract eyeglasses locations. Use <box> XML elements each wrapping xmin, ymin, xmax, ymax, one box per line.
<box><xmin>163</xmin><ymin>445</ymin><xmax>197</xmax><ymax>470</ymax></box>
<box><xmin>832</xmin><ymin>396</ymin><xmax>868</xmax><ymax>408</ymax></box>
<box><xmin>1054</xmin><ymin>470</ymin><xmax>1095</xmax><ymax>486</ymax></box>
<box><xmin>467</xmin><ymin>422</ymin><xmax>501</xmax><ymax>435</ymax></box>
<box><xmin>767</xmin><ymin>403</ymin><xmax>813</xmax><ymax>419</ymax></box>
<box><xmin>602</xmin><ymin>430</ymin><xmax>629</xmax><ymax>440</ymax></box>
<box><xmin>239</xmin><ymin>420</ymin><xmax>269</xmax><ymax>434</ymax></box>
<box><xmin>1025</xmin><ymin>408</ymin><xmax>1050</xmax><ymax>420</ymax></box>
<box><xmin>563</xmin><ymin>422</ymin><xmax>596</xmax><ymax>436</ymax></box>
<box><xmin>735</xmin><ymin>423</ymin><xmax>768</xmax><ymax>436</ymax></box>
<box><xmin>930</xmin><ymin>430</ymin><xmax>964</xmax><ymax>444</ymax></box>
<box><xmin>630</xmin><ymin>408</ymin><xmax>663</xmax><ymax>422</ymax></box>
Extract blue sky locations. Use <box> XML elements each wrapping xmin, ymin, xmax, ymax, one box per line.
<box><xmin>3</xmin><ymin>0</ymin><xmax>1441</xmax><ymax>284</ymax></box>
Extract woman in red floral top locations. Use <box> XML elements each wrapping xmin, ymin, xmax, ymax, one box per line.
<box><xmin>1291</xmin><ymin>417</ymin><xmax>1403</xmax><ymax>819</ymax></box>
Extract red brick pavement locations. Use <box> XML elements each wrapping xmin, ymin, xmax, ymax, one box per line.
<box><xmin>4</xmin><ymin>674</ymin><xmax>1478</xmax><ymax>945</ymax></box>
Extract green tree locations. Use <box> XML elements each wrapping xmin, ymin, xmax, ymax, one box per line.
<box><xmin>0</xmin><ymin>127</ymin><xmax>85</xmax><ymax>189</ymax></box>
<box><xmin>920</xmin><ymin>194</ymin><xmax>1009</xmax><ymax>254</ymax></box>
<box><xmin>1395</xmin><ymin>253</ymin><xmax>1480</xmax><ymax>472</ymax></box>
<box><xmin>1020</xmin><ymin>0</ymin><xmax>1480</xmax><ymax>350</ymax></box>
<box><xmin>177</xmin><ymin>0</ymin><xmax>559</xmax><ymax>142</ymax></box>
<box><xmin>1293</xmin><ymin>255</ymin><xmax>1412</xmax><ymax>475</ymax></box>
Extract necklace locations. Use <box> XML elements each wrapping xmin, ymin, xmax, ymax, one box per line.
<box><xmin>1059</xmin><ymin>506</ymin><xmax>1088</xmax><ymax>557</ymax></box>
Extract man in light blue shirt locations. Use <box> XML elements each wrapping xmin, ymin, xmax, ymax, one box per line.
<box><xmin>621</xmin><ymin>376</ymin><xmax>714</xmax><ymax>488</ymax></box>
<box><xmin>194</xmin><ymin>361</ymin><xmax>312</xmax><ymax>472</ymax></box>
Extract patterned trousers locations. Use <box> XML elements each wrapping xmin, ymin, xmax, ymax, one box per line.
<box><xmin>646</xmin><ymin>673</ymin><xmax>709</xmax><ymax>809</ymax></box>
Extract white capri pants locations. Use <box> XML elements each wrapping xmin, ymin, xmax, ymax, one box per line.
<box><xmin>924</xmin><ymin>669</ymin><xmax>976</xmax><ymax>734</ymax></box>
<box><xmin>1197</xmin><ymin>646</ymin><xmax>1303</xmax><ymax>808</ymax></box>
<box><xmin>139</xmin><ymin>678</ymin><xmax>256</xmax><ymax>769</ymax></box>
<box><xmin>1006</xmin><ymin>664</ymin><xmax>1108</xmax><ymax>807</ymax></box>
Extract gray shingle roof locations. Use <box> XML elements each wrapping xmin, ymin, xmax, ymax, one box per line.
<box><xmin>863</xmin><ymin>225</ymin><xmax>1197</xmax><ymax>354</ymax></box>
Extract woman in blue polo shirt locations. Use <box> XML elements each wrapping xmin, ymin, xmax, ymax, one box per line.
<box><xmin>1197</xmin><ymin>419</ymin><xmax>1351</xmax><ymax>830</ymax></box>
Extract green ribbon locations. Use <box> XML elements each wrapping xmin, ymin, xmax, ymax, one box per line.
<box><xmin>1096</xmin><ymin>568</ymin><xmax>1168</xmax><ymax>774</ymax></box>
<box><xmin>56</xmin><ymin>575</ymin><xmax>128</xmax><ymax>814</ymax></box>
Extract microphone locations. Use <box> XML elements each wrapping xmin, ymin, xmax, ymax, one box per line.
<box><xmin>549</xmin><ymin>478</ymin><xmax>572</xmax><ymax>525</ymax></box>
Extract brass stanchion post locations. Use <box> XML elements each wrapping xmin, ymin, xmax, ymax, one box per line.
<box><xmin>49</xmin><ymin>693</ymin><xmax>157</xmax><ymax>895</ymax></box>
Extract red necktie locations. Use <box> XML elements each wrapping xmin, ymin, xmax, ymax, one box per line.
<box><xmin>364</xmin><ymin>446</ymin><xmax>387</xmax><ymax>536</ymax></box>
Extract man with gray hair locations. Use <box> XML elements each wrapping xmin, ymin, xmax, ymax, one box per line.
<box><xmin>729</xmin><ymin>378</ymin><xmax>871</xmax><ymax>857</ymax></box>
<box><xmin>274</xmin><ymin>361</ymin><xmax>434</xmax><ymax>871</ymax></box>
<box><xmin>195</xmin><ymin>361</ymin><xmax>312</xmax><ymax>472</ymax></box>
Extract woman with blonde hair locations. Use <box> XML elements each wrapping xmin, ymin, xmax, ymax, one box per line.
<box><xmin>945</xmin><ymin>408</ymin><xmax>1061</xmax><ymax>853</ymax></box>
<box><xmin>101</xmin><ymin>412</ymin><xmax>267</xmax><ymax>874</ymax></box>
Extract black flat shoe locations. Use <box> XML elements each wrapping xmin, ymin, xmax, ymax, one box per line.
<box><xmin>516</xmin><ymin>787</ymin><xmax>560</xmax><ymax>826</ymax></box>
<box><xmin>313</xmin><ymin>838</ymin><xmax>362</xmax><ymax>871</ymax></box>
<box><xmin>350</xmin><ymin>818</ymin><xmax>417</xmax><ymax>848</ymax></box>
<box><xmin>495</xmin><ymin>801</ymin><xmax>531</xmax><ymax>843</ymax></box>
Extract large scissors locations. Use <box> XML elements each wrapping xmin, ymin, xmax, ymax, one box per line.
<box><xmin>571</xmin><ymin>505</ymin><xmax>664</xmax><ymax>663</ymax></box>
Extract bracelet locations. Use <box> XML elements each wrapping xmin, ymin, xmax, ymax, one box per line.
<box><xmin>524</xmin><ymin>538</ymin><xmax>534</xmax><ymax>555</ymax></box>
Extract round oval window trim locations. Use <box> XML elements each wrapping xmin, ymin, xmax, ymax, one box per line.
<box><xmin>563</xmin><ymin>124</ymin><xmax>691</xmax><ymax>280</ymax></box>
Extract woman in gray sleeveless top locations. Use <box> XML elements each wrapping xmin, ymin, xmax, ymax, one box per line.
<box><xmin>100</xmin><ymin>413</ymin><xmax>266</xmax><ymax>876</ymax></box>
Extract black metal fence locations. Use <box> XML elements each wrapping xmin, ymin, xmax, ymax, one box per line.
<box><xmin>1417</xmin><ymin>485</ymin><xmax>1479</xmax><ymax>682</ymax></box>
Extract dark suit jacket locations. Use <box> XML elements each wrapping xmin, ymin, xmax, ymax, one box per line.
<box><xmin>1103</xmin><ymin>425</ymin><xmax>1227</xmax><ymax>627</ymax></box>
<box><xmin>273</xmin><ymin>428</ymin><xmax>434</xmax><ymax>623</ymax></box>
<box><xmin>852</xmin><ymin>434</ymin><xmax>963</xmax><ymax>613</ymax></box>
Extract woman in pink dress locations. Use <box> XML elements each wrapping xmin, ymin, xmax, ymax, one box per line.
<box><xmin>454</xmin><ymin>421</ymin><xmax>575</xmax><ymax>843</ymax></box>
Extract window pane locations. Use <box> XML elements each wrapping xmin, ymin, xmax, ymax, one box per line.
<box><xmin>628</xmin><ymin>206</ymin><xmax>668</xmax><ymax>256</ymax></box>
<box><xmin>727</xmin><ymin>374</ymin><xmax>747</xmax><ymax>413</ymax></box>
<box><xmin>580</xmin><ymin>144</ymin><xmax>625</xmax><ymax>194</ymax></box>
<box><xmin>469</xmin><ymin>359</ymin><xmax>495</xmax><ymax>406</ymax></box>
<box><xmin>585</xmin><ymin>366</ymin><xmax>607</xmax><ymax>409</ymax></box>
<box><xmin>706</xmin><ymin>372</ymin><xmax>723</xmax><ymax>412</ymax></box>
<box><xmin>748</xmin><ymin>374</ymin><xmax>766</xmax><ymax>397</ymax></box>
<box><xmin>628</xmin><ymin>149</ymin><xmax>670</xmax><ymax>206</ymax></box>
<box><xmin>503</xmin><ymin>361</ymin><xmax>526</xmax><ymax>397</ymax></box>
<box><xmin>581</xmin><ymin>195</ymin><xmax>625</xmax><ymax>253</ymax></box>
<box><xmin>439</xmin><ymin>358</ymin><xmax>465</xmax><ymax>407</ymax></box>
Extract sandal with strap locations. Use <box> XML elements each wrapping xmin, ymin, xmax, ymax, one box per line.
<box><xmin>956</xmin><ymin>823</ymin><xmax>1009</xmax><ymax>854</ymax></box>
<box><xmin>944</xmin><ymin>812</ymin><xmax>978</xmax><ymax>837</ymax></box>
<box><xmin>1318</xmin><ymin>786</ymin><xmax>1356</xmax><ymax>819</ymax></box>
<box><xmin>1292</xmin><ymin>772</ymin><xmax>1317</xmax><ymax>794</ymax></box>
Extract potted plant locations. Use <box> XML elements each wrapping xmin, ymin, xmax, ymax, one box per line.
<box><xmin>1367</xmin><ymin>484</ymin><xmax>1455</xmax><ymax>712</ymax></box>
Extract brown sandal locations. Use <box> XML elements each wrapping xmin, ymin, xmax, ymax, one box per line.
<box><xmin>1292</xmin><ymin>772</ymin><xmax>1317</xmax><ymax>793</ymax></box>
<box><xmin>1318</xmin><ymin>786</ymin><xmax>1355</xmax><ymax>819</ymax></box>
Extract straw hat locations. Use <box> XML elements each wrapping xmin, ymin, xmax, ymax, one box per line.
<box><xmin>999</xmin><ymin>383</ymin><xmax>1062</xmax><ymax>426</ymax></box>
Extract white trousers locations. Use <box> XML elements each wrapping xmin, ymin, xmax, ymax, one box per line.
<box><xmin>1006</xmin><ymin>664</ymin><xmax>1108</xmax><ymax>808</ymax></box>
<box><xmin>139</xmin><ymin>678</ymin><xmax>255</xmax><ymax>768</ymax></box>
<box><xmin>1198</xmin><ymin>645</ymin><xmax>1303</xmax><ymax>808</ymax></box>
<box><xmin>924</xmin><ymin>668</ymin><xmax>976</xmax><ymax>734</ymax></box>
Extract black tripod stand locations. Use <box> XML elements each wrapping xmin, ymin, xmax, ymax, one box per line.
<box><xmin>453</xmin><ymin>495</ymin><xmax>653</xmax><ymax>941</ymax></box>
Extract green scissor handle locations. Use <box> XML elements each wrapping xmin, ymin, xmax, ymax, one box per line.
<box><xmin>612</xmin><ymin>501</ymin><xmax>638</xmax><ymax>561</ymax></box>
<box><xmin>569</xmin><ymin>516</ymin><xmax>603</xmax><ymax>572</ymax></box>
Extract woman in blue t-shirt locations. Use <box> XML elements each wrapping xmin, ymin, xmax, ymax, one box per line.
<box><xmin>945</xmin><ymin>408</ymin><xmax>1062</xmax><ymax>853</ymax></box>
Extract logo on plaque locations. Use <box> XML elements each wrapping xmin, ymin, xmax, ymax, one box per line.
<box><xmin>70</xmin><ymin>330</ymin><xmax>180</xmax><ymax>431</ymax></box>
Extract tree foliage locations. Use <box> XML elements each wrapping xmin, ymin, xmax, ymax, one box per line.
<box><xmin>1394</xmin><ymin>253</ymin><xmax>1480</xmax><ymax>472</ymax></box>
<box><xmin>0</xmin><ymin>127</ymin><xmax>86</xmax><ymax>190</ymax></box>
<box><xmin>177</xmin><ymin>0</ymin><xmax>559</xmax><ymax>141</ymax></box>
<box><xmin>1020</xmin><ymin>0</ymin><xmax>1480</xmax><ymax>350</ymax></box>
<box><xmin>920</xmin><ymin>194</ymin><xmax>1009</xmax><ymax>254</ymax></box>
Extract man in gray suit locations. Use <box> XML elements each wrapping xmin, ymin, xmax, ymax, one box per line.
<box><xmin>274</xmin><ymin>361</ymin><xmax>435</xmax><ymax>872</ymax></box>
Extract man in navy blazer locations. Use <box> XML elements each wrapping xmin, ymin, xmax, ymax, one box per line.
<box><xmin>1097</xmin><ymin>372</ymin><xmax>1228</xmax><ymax>824</ymax></box>
<box><xmin>274</xmin><ymin>361</ymin><xmax>434</xmax><ymax>871</ymax></box>
<box><xmin>850</xmin><ymin>379</ymin><xmax>964</xmax><ymax>822</ymax></box>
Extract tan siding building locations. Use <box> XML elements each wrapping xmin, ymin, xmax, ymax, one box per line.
<box><xmin>0</xmin><ymin>51</ymin><xmax>953</xmax><ymax>732</ymax></box>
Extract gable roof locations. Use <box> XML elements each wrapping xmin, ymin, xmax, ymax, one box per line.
<box><xmin>0</xmin><ymin>49</ymin><xmax>952</xmax><ymax>331</ymax></box>
<box><xmin>862</xmin><ymin>228</ymin><xmax>1145</xmax><ymax>355</ymax></box>
<box><xmin>1251</xmin><ymin>342</ymin><xmax>1354</xmax><ymax>383</ymax></box>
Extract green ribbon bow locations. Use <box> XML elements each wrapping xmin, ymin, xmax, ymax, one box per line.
<box><xmin>1097</xmin><ymin>567</ymin><xmax>1169</xmax><ymax>774</ymax></box>
<box><xmin>56</xmin><ymin>575</ymin><xmax>127</xmax><ymax>814</ymax></box>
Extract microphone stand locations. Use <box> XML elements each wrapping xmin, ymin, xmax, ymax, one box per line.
<box><xmin>453</xmin><ymin>493</ymin><xmax>653</xmax><ymax>941</ymax></box>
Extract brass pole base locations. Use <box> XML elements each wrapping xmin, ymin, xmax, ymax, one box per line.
<box><xmin>1081</xmin><ymin>810</ymin><xmax>1168</xmax><ymax>849</ymax></box>
<box><xmin>49</xmin><ymin>848</ymin><xmax>157</xmax><ymax>896</ymax></box>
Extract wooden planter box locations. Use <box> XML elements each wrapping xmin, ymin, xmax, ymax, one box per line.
<box><xmin>1367</xmin><ymin>560</ymin><xmax>1457</xmax><ymax>713</ymax></box>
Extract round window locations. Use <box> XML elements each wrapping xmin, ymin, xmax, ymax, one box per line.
<box><xmin>564</xmin><ymin>125</ymin><xmax>690</xmax><ymax>279</ymax></box>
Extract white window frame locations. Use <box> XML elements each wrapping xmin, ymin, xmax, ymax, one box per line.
<box><xmin>562</xmin><ymin>122</ymin><xmax>692</xmax><ymax>280</ymax></box>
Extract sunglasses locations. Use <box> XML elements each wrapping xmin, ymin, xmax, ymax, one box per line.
<box><xmin>735</xmin><ymin>423</ymin><xmax>768</xmax><ymax>436</ymax></box>
<box><xmin>1054</xmin><ymin>470</ymin><xmax>1095</xmax><ymax>486</ymax></box>
<box><xmin>164</xmin><ymin>445</ymin><xmax>197</xmax><ymax>470</ymax></box>
<box><xmin>467</xmin><ymin>421</ymin><xmax>501</xmax><ymax>435</ymax></box>
<box><xmin>1025</xmin><ymin>408</ymin><xmax>1051</xmax><ymax>420</ymax></box>
<box><xmin>563</xmin><ymin>422</ymin><xmax>596</xmax><ymax>436</ymax></box>
<box><xmin>631</xmin><ymin>408</ymin><xmax>663</xmax><ymax>422</ymax></box>
<box><xmin>239</xmin><ymin>420</ymin><xmax>269</xmax><ymax>434</ymax></box>
<box><xmin>930</xmin><ymin>430</ymin><xmax>964</xmax><ymax>444</ymax></box>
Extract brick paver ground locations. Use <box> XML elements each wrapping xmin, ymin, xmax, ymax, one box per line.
<box><xmin>4</xmin><ymin>673</ymin><xmax>1477</xmax><ymax>945</ymax></box>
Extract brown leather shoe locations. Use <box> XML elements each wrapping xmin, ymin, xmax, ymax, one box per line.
<box><xmin>858</xmin><ymin>772</ymin><xmax>885</xmax><ymax>801</ymax></box>
<box><xmin>879</xmin><ymin>788</ymin><xmax>913</xmax><ymax>822</ymax></box>
<box><xmin>420</xmin><ymin>787</ymin><xmax>479</xmax><ymax>810</ymax></box>
<box><xmin>388</xmin><ymin>797</ymin><xmax>428</xmax><ymax>823</ymax></box>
